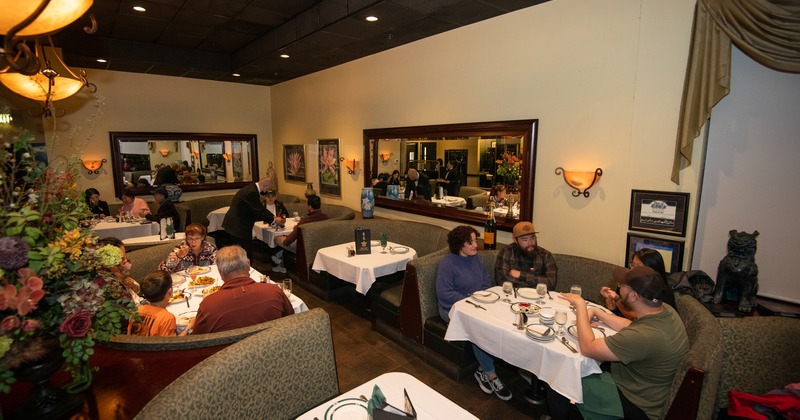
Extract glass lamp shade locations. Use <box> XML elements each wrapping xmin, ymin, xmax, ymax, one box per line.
<box><xmin>0</xmin><ymin>0</ymin><xmax>93</xmax><ymax>37</ymax></box>
<box><xmin>0</xmin><ymin>72</ymin><xmax>84</xmax><ymax>102</ymax></box>
<box><xmin>555</xmin><ymin>167</ymin><xmax>603</xmax><ymax>197</ymax></box>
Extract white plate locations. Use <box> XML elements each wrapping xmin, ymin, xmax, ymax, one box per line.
<box><xmin>324</xmin><ymin>398</ymin><xmax>368</xmax><ymax>420</ymax></box>
<box><xmin>176</xmin><ymin>311</ymin><xmax>197</xmax><ymax>325</ymax></box>
<box><xmin>389</xmin><ymin>246</ymin><xmax>409</xmax><ymax>254</ymax></box>
<box><xmin>517</xmin><ymin>288</ymin><xmax>540</xmax><ymax>299</ymax></box>
<box><xmin>185</xmin><ymin>266</ymin><xmax>211</xmax><ymax>275</ymax></box>
<box><xmin>167</xmin><ymin>292</ymin><xmax>192</xmax><ymax>305</ymax></box>
<box><xmin>525</xmin><ymin>324</ymin><xmax>555</xmax><ymax>342</ymax></box>
<box><xmin>539</xmin><ymin>308</ymin><xmax>556</xmax><ymax>319</ymax></box>
<box><xmin>470</xmin><ymin>290</ymin><xmax>500</xmax><ymax>303</ymax></box>
<box><xmin>510</xmin><ymin>302</ymin><xmax>540</xmax><ymax>314</ymax></box>
<box><xmin>370</xmin><ymin>240</ymin><xmax>381</xmax><ymax>246</ymax></box>
<box><xmin>567</xmin><ymin>325</ymin><xmax>606</xmax><ymax>339</ymax></box>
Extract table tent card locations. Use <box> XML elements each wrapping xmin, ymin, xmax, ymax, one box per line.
<box><xmin>355</xmin><ymin>227</ymin><xmax>371</xmax><ymax>255</ymax></box>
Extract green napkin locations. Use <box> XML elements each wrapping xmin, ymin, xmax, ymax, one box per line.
<box><xmin>368</xmin><ymin>384</ymin><xmax>387</xmax><ymax>415</ymax></box>
<box><xmin>576</xmin><ymin>372</ymin><xmax>624</xmax><ymax>420</ymax></box>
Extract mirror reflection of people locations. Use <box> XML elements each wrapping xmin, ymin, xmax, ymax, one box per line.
<box><xmin>436</xmin><ymin>226</ymin><xmax>512</xmax><ymax>401</ymax></box>
<box><xmin>404</xmin><ymin>168</ymin><xmax>431</xmax><ymax>200</ymax></box>
<box><xmin>85</xmin><ymin>188</ymin><xmax>111</xmax><ymax>217</ymax></box>
<box><xmin>153</xmin><ymin>163</ymin><xmax>179</xmax><ymax>186</ymax></box>
<box><xmin>436</xmin><ymin>160</ymin><xmax>460</xmax><ymax>196</ymax></box>
<box><xmin>159</xmin><ymin>223</ymin><xmax>217</xmax><ymax>272</ymax></box>
<box><xmin>489</xmin><ymin>184</ymin><xmax>509</xmax><ymax>208</ymax></box>
<box><xmin>119</xmin><ymin>188</ymin><xmax>152</xmax><ymax>218</ymax></box>
<box><xmin>371</xmin><ymin>173</ymin><xmax>389</xmax><ymax>196</ymax></box>
<box><xmin>388</xmin><ymin>170</ymin><xmax>402</xmax><ymax>186</ymax></box>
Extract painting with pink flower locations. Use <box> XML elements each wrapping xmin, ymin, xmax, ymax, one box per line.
<box><xmin>317</xmin><ymin>138</ymin><xmax>341</xmax><ymax>197</ymax></box>
<box><xmin>283</xmin><ymin>144</ymin><xmax>305</xmax><ymax>183</ymax></box>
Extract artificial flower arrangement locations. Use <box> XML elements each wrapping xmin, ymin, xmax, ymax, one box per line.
<box><xmin>495</xmin><ymin>152</ymin><xmax>522</xmax><ymax>180</ymax></box>
<box><xmin>0</xmin><ymin>126</ymin><xmax>136</xmax><ymax>393</ymax></box>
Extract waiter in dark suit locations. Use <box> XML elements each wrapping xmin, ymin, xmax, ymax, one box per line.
<box><xmin>436</xmin><ymin>160</ymin><xmax>460</xmax><ymax>196</ymax></box>
<box><xmin>404</xmin><ymin>168</ymin><xmax>432</xmax><ymax>200</ymax></box>
<box><xmin>219</xmin><ymin>177</ymin><xmax>275</xmax><ymax>259</ymax></box>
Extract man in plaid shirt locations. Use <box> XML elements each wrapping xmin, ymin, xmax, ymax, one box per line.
<box><xmin>494</xmin><ymin>221</ymin><xmax>558</xmax><ymax>290</ymax></box>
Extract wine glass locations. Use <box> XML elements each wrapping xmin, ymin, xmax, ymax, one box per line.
<box><xmin>554</xmin><ymin>309</ymin><xmax>568</xmax><ymax>336</ymax></box>
<box><xmin>292</xmin><ymin>211</ymin><xmax>300</xmax><ymax>222</ymax></box>
<box><xmin>502</xmin><ymin>281</ymin><xmax>513</xmax><ymax>303</ymax></box>
<box><xmin>570</xmin><ymin>284</ymin><xmax>582</xmax><ymax>309</ymax></box>
<box><xmin>536</xmin><ymin>282</ymin><xmax>548</xmax><ymax>305</ymax></box>
<box><xmin>282</xmin><ymin>279</ymin><xmax>292</xmax><ymax>298</ymax></box>
<box><xmin>379</xmin><ymin>232</ymin><xmax>388</xmax><ymax>254</ymax></box>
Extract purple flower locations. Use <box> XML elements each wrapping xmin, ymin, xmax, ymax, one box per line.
<box><xmin>0</xmin><ymin>237</ymin><xmax>29</xmax><ymax>270</ymax></box>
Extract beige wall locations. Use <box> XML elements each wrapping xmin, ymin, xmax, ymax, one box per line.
<box><xmin>39</xmin><ymin>70</ymin><xmax>272</xmax><ymax>201</ymax></box>
<box><xmin>270</xmin><ymin>0</ymin><xmax>699</xmax><ymax>267</ymax></box>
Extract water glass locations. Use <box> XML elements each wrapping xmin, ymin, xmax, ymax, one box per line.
<box><xmin>282</xmin><ymin>279</ymin><xmax>292</xmax><ymax>297</ymax></box>
<box><xmin>555</xmin><ymin>309</ymin><xmax>568</xmax><ymax>336</ymax></box>
<box><xmin>502</xmin><ymin>281</ymin><xmax>513</xmax><ymax>303</ymax></box>
<box><xmin>292</xmin><ymin>211</ymin><xmax>300</xmax><ymax>222</ymax></box>
<box><xmin>536</xmin><ymin>282</ymin><xmax>548</xmax><ymax>305</ymax></box>
<box><xmin>570</xmin><ymin>284</ymin><xmax>583</xmax><ymax>297</ymax></box>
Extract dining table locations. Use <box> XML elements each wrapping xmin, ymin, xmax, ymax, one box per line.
<box><xmin>165</xmin><ymin>265</ymin><xmax>308</xmax><ymax>329</ymax></box>
<box><xmin>122</xmin><ymin>232</ymin><xmax>185</xmax><ymax>249</ymax></box>
<box><xmin>296</xmin><ymin>371</ymin><xmax>478</xmax><ymax>419</ymax></box>
<box><xmin>92</xmin><ymin>219</ymin><xmax>160</xmax><ymax>240</ymax></box>
<box><xmin>431</xmin><ymin>196</ymin><xmax>467</xmax><ymax>207</ymax></box>
<box><xmin>444</xmin><ymin>286</ymin><xmax>616</xmax><ymax>403</ymax></box>
<box><xmin>207</xmin><ymin>206</ymin><xmax>298</xmax><ymax>247</ymax></box>
<box><xmin>311</xmin><ymin>242</ymin><xmax>417</xmax><ymax>295</ymax></box>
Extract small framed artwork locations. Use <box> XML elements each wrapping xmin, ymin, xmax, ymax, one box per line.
<box><xmin>283</xmin><ymin>144</ymin><xmax>305</xmax><ymax>183</ymax></box>
<box><xmin>626</xmin><ymin>233</ymin><xmax>685</xmax><ymax>274</ymax></box>
<box><xmin>628</xmin><ymin>190</ymin><xmax>690</xmax><ymax>237</ymax></box>
<box><xmin>317</xmin><ymin>138</ymin><xmax>341</xmax><ymax>197</ymax></box>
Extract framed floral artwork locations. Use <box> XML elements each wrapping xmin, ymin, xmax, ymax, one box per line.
<box><xmin>283</xmin><ymin>144</ymin><xmax>305</xmax><ymax>183</ymax></box>
<box><xmin>317</xmin><ymin>138</ymin><xmax>341</xmax><ymax>197</ymax></box>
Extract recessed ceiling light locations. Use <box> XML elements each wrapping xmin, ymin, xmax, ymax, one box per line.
<box><xmin>133</xmin><ymin>6</ymin><xmax>146</xmax><ymax>12</ymax></box>
<box><xmin>365</xmin><ymin>16</ymin><xmax>378</xmax><ymax>22</ymax></box>
<box><xmin>279</xmin><ymin>54</ymin><xmax>290</xmax><ymax>59</ymax></box>
<box><xmin>96</xmin><ymin>58</ymin><xmax>107</xmax><ymax>63</ymax></box>
<box><xmin>232</xmin><ymin>73</ymin><xmax>241</xmax><ymax>77</ymax></box>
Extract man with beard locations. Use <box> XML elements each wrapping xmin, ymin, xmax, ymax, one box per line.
<box><xmin>495</xmin><ymin>221</ymin><xmax>558</xmax><ymax>289</ymax></box>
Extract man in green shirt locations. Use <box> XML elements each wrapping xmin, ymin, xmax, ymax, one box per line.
<box><xmin>554</xmin><ymin>266</ymin><xmax>689</xmax><ymax>420</ymax></box>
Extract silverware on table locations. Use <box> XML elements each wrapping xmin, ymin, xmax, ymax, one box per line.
<box><xmin>465</xmin><ymin>300</ymin><xmax>486</xmax><ymax>310</ymax></box>
<box><xmin>513</xmin><ymin>287</ymin><xmax>518</xmax><ymax>298</ymax></box>
<box><xmin>547</xmin><ymin>291</ymin><xmax>554</xmax><ymax>300</ymax></box>
<box><xmin>560</xmin><ymin>337</ymin><xmax>578</xmax><ymax>353</ymax></box>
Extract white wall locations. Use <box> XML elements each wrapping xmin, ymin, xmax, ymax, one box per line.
<box><xmin>270</xmin><ymin>0</ymin><xmax>700</xmax><ymax>267</ymax></box>
<box><xmin>694</xmin><ymin>47</ymin><xmax>800</xmax><ymax>304</ymax></box>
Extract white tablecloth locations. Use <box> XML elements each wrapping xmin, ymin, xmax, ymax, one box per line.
<box><xmin>206</xmin><ymin>206</ymin><xmax>229</xmax><ymax>233</ymax></box>
<box><xmin>93</xmin><ymin>220</ymin><xmax>160</xmax><ymax>240</ymax></box>
<box><xmin>122</xmin><ymin>232</ymin><xmax>185</xmax><ymax>246</ymax></box>
<box><xmin>432</xmin><ymin>196</ymin><xmax>467</xmax><ymax>207</ymax></box>
<box><xmin>311</xmin><ymin>242</ymin><xmax>417</xmax><ymax>295</ymax></box>
<box><xmin>297</xmin><ymin>372</ymin><xmax>478</xmax><ymax>420</ymax></box>
<box><xmin>444</xmin><ymin>286</ymin><xmax>616</xmax><ymax>403</ymax></box>
<box><xmin>165</xmin><ymin>265</ymin><xmax>308</xmax><ymax>323</ymax></box>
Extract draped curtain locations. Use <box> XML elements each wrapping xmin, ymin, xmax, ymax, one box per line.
<box><xmin>671</xmin><ymin>0</ymin><xmax>800</xmax><ymax>184</ymax></box>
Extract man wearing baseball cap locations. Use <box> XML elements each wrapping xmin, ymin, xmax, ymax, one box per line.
<box><xmin>495</xmin><ymin>221</ymin><xmax>558</xmax><ymax>290</ymax></box>
<box><xmin>145</xmin><ymin>186</ymin><xmax>181</xmax><ymax>231</ymax></box>
<box><xmin>553</xmin><ymin>266</ymin><xmax>689</xmax><ymax>420</ymax></box>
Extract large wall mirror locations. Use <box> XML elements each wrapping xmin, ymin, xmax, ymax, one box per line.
<box><xmin>364</xmin><ymin>120</ymin><xmax>537</xmax><ymax>231</ymax></box>
<box><xmin>110</xmin><ymin>132</ymin><xmax>259</xmax><ymax>198</ymax></box>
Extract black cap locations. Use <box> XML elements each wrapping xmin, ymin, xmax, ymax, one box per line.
<box><xmin>150</xmin><ymin>186</ymin><xmax>168</xmax><ymax>197</ymax></box>
<box><xmin>612</xmin><ymin>266</ymin><xmax>665</xmax><ymax>303</ymax></box>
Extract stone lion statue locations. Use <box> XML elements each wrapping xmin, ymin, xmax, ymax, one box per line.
<box><xmin>713</xmin><ymin>230</ymin><xmax>759</xmax><ymax>313</ymax></box>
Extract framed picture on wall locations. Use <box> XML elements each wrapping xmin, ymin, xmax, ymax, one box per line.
<box><xmin>317</xmin><ymin>138</ymin><xmax>341</xmax><ymax>197</ymax></box>
<box><xmin>625</xmin><ymin>233</ymin><xmax>685</xmax><ymax>274</ymax></box>
<box><xmin>283</xmin><ymin>144</ymin><xmax>306</xmax><ymax>183</ymax></box>
<box><xmin>628</xmin><ymin>190</ymin><xmax>690</xmax><ymax>237</ymax></box>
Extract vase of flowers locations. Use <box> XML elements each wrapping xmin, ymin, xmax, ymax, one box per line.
<box><xmin>0</xmin><ymin>126</ymin><xmax>137</xmax><ymax>406</ymax></box>
<box><xmin>495</xmin><ymin>152</ymin><xmax>522</xmax><ymax>188</ymax></box>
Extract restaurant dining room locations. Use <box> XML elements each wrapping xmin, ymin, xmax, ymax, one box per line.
<box><xmin>2</xmin><ymin>0</ymin><xmax>799</xmax><ymax>419</ymax></box>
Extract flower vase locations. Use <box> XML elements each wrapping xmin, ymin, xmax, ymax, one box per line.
<box><xmin>304</xmin><ymin>182</ymin><xmax>316</xmax><ymax>199</ymax></box>
<box><xmin>13</xmin><ymin>339</ymin><xmax>82</xmax><ymax>418</ymax></box>
<box><xmin>361</xmin><ymin>187</ymin><xmax>375</xmax><ymax>219</ymax></box>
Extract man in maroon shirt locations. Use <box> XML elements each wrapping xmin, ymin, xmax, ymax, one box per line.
<box><xmin>190</xmin><ymin>246</ymin><xmax>293</xmax><ymax>335</ymax></box>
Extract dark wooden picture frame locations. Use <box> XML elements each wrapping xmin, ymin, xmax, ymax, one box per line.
<box><xmin>625</xmin><ymin>233</ymin><xmax>685</xmax><ymax>274</ymax></box>
<box><xmin>317</xmin><ymin>138</ymin><xmax>341</xmax><ymax>197</ymax></box>
<box><xmin>283</xmin><ymin>144</ymin><xmax>305</xmax><ymax>183</ymax></box>
<box><xmin>629</xmin><ymin>190</ymin><xmax>690</xmax><ymax>237</ymax></box>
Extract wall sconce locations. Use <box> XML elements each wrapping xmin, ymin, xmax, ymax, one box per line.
<box><xmin>192</xmin><ymin>151</ymin><xmax>199</xmax><ymax>158</ymax></box>
<box><xmin>223</xmin><ymin>153</ymin><xmax>232</xmax><ymax>161</ymax></box>
<box><xmin>379</xmin><ymin>152</ymin><xmax>392</xmax><ymax>163</ymax></box>
<box><xmin>555</xmin><ymin>167</ymin><xmax>603</xmax><ymax>197</ymax></box>
<box><xmin>341</xmin><ymin>157</ymin><xmax>359</xmax><ymax>175</ymax></box>
<box><xmin>81</xmin><ymin>158</ymin><xmax>107</xmax><ymax>175</ymax></box>
<box><xmin>159</xmin><ymin>149</ymin><xmax>171</xmax><ymax>157</ymax></box>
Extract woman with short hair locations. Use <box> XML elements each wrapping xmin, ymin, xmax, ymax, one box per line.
<box><xmin>118</xmin><ymin>188</ymin><xmax>151</xmax><ymax>218</ymax></box>
<box><xmin>159</xmin><ymin>223</ymin><xmax>217</xmax><ymax>272</ymax></box>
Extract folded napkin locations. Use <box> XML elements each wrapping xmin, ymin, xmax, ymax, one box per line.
<box><xmin>369</xmin><ymin>385</ymin><xmax>416</xmax><ymax>419</ymax></box>
<box><xmin>367</xmin><ymin>384</ymin><xmax>387</xmax><ymax>415</ymax></box>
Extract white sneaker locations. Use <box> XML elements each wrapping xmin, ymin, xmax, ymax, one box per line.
<box><xmin>272</xmin><ymin>265</ymin><xmax>287</xmax><ymax>273</ymax></box>
<box><xmin>271</xmin><ymin>255</ymin><xmax>283</xmax><ymax>265</ymax></box>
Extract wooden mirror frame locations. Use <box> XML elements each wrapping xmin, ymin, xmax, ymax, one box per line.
<box><xmin>363</xmin><ymin>120</ymin><xmax>538</xmax><ymax>231</ymax></box>
<box><xmin>109</xmin><ymin>132</ymin><xmax>259</xmax><ymax>198</ymax></box>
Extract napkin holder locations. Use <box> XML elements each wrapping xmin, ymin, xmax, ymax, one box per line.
<box><xmin>355</xmin><ymin>227</ymin><xmax>371</xmax><ymax>255</ymax></box>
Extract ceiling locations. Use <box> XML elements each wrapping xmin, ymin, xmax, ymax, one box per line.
<box><xmin>54</xmin><ymin>0</ymin><xmax>548</xmax><ymax>86</ymax></box>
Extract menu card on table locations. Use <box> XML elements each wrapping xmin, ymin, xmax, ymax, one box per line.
<box><xmin>355</xmin><ymin>227</ymin><xmax>371</xmax><ymax>255</ymax></box>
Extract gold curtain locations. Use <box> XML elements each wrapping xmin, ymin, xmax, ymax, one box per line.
<box><xmin>671</xmin><ymin>0</ymin><xmax>800</xmax><ymax>184</ymax></box>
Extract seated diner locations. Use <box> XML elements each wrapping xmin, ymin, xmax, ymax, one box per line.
<box><xmin>158</xmin><ymin>223</ymin><xmax>217</xmax><ymax>272</ymax></box>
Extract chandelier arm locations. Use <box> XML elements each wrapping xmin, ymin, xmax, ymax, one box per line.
<box><xmin>83</xmin><ymin>13</ymin><xmax>98</xmax><ymax>35</ymax></box>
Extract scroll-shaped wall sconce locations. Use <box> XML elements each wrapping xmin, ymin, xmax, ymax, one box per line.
<box><xmin>341</xmin><ymin>157</ymin><xmax>359</xmax><ymax>175</ymax></box>
<box><xmin>223</xmin><ymin>153</ymin><xmax>232</xmax><ymax>161</ymax></box>
<box><xmin>192</xmin><ymin>151</ymin><xmax>199</xmax><ymax>158</ymax></box>
<box><xmin>159</xmin><ymin>149</ymin><xmax>171</xmax><ymax>157</ymax></box>
<box><xmin>81</xmin><ymin>158</ymin><xmax>107</xmax><ymax>175</ymax></box>
<box><xmin>555</xmin><ymin>167</ymin><xmax>603</xmax><ymax>197</ymax></box>
<box><xmin>379</xmin><ymin>152</ymin><xmax>392</xmax><ymax>163</ymax></box>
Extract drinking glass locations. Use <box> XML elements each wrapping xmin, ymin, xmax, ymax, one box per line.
<box><xmin>282</xmin><ymin>279</ymin><xmax>292</xmax><ymax>297</ymax></box>
<box><xmin>292</xmin><ymin>211</ymin><xmax>300</xmax><ymax>222</ymax></box>
<box><xmin>570</xmin><ymin>284</ymin><xmax>582</xmax><ymax>309</ymax></box>
<box><xmin>379</xmin><ymin>232</ymin><xmax>388</xmax><ymax>254</ymax></box>
<box><xmin>501</xmin><ymin>281</ymin><xmax>513</xmax><ymax>303</ymax></box>
<box><xmin>536</xmin><ymin>282</ymin><xmax>548</xmax><ymax>305</ymax></box>
<box><xmin>189</xmin><ymin>267</ymin><xmax>198</xmax><ymax>283</ymax></box>
<box><xmin>554</xmin><ymin>309</ymin><xmax>568</xmax><ymax>336</ymax></box>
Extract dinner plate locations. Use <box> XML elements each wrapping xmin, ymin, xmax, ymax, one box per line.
<box><xmin>471</xmin><ymin>290</ymin><xmax>500</xmax><ymax>303</ymax></box>
<box><xmin>389</xmin><ymin>246</ymin><xmax>410</xmax><ymax>254</ymax></box>
<box><xmin>517</xmin><ymin>288</ymin><xmax>540</xmax><ymax>299</ymax></box>
<box><xmin>587</xmin><ymin>302</ymin><xmax>613</xmax><ymax>314</ymax></box>
<box><xmin>176</xmin><ymin>311</ymin><xmax>197</xmax><ymax>325</ymax></box>
<box><xmin>185</xmin><ymin>266</ymin><xmax>211</xmax><ymax>275</ymax></box>
<box><xmin>324</xmin><ymin>398</ymin><xmax>368</xmax><ymax>420</ymax></box>
<box><xmin>167</xmin><ymin>292</ymin><xmax>192</xmax><ymax>305</ymax></box>
<box><xmin>510</xmin><ymin>302</ymin><xmax>540</xmax><ymax>314</ymax></box>
<box><xmin>525</xmin><ymin>324</ymin><xmax>555</xmax><ymax>342</ymax></box>
<box><xmin>567</xmin><ymin>325</ymin><xmax>606</xmax><ymax>339</ymax></box>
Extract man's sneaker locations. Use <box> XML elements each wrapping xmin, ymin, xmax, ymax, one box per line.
<box><xmin>271</xmin><ymin>255</ymin><xmax>283</xmax><ymax>265</ymax></box>
<box><xmin>490</xmin><ymin>377</ymin><xmax>513</xmax><ymax>401</ymax></box>
<box><xmin>272</xmin><ymin>265</ymin><xmax>287</xmax><ymax>273</ymax></box>
<box><xmin>474</xmin><ymin>370</ymin><xmax>493</xmax><ymax>394</ymax></box>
